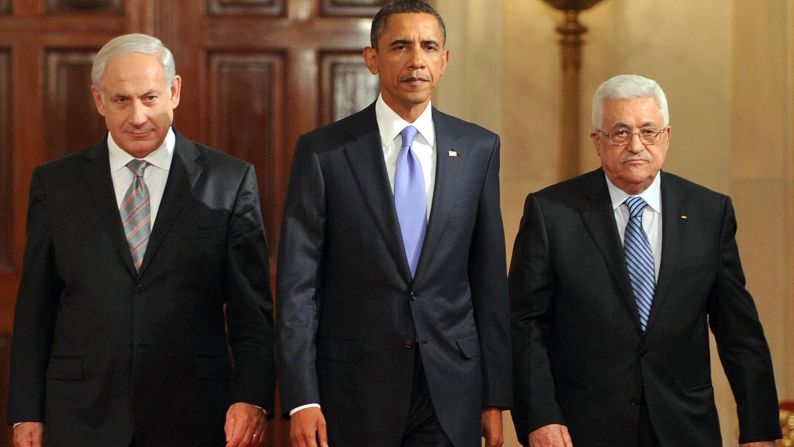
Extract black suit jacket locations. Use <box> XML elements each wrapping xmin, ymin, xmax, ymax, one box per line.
<box><xmin>7</xmin><ymin>131</ymin><xmax>275</xmax><ymax>447</ymax></box>
<box><xmin>509</xmin><ymin>169</ymin><xmax>780</xmax><ymax>446</ymax></box>
<box><xmin>276</xmin><ymin>104</ymin><xmax>512</xmax><ymax>447</ymax></box>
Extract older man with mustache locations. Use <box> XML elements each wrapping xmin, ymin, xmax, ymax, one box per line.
<box><xmin>509</xmin><ymin>74</ymin><xmax>781</xmax><ymax>447</ymax></box>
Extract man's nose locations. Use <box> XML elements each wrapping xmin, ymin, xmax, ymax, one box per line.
<box><xmin>129</xmin><ymin>100</ymin><xmax>147</xmax><ymax>125</ymax></box>
<box><xmin>408</xmin><ymin>45</ymin><xmax>425</xmax><ymax>69</ymax></box>
<box><xmin>627</xmin><ymin>132</ymin><xmax>645</xmax><ymax>153</ymax></box>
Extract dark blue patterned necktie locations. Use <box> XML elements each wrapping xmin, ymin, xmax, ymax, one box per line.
<box><xmin>624</xmin><ymin>196</ymin><xmax>655</xmax><ymax>331</ymax></box>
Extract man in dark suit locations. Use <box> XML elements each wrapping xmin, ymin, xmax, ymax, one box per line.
<box><xmin>276</xmin><ymin>1</ymin><xmax>511</xmax><ymax>446</ymax></box>
<box><xmin>509</xmin><ymin>74</ymin><xmax>781</xmax><ymax>446</ymax></box>
<box><xmin>7</xmin><ymin>34</ymin><xmax>274</xmax><ymax>447</ymax></box>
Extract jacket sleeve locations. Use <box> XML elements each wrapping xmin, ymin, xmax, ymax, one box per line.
<box><xmin>708</xmin><ymin>197</ymin><xmax>781</xmax><ymax>443</ymax></box>
<box><xmin>224</xmin><ymin>164</ymin><xmax>276</xmax><ymax>412</ymax></box>
<box><xmin>275</xmin><ymin>136</ymin><xmax>326</xmax><ymax>416</ymax></box>
<box><xmin>7</xmin><ymin>169</ymin><xmax>61</xmax><ymax>424</ymax></box>
<box><xmin>508</xmin><ymin>193</ymin><xmax>566</xmax><ymax>442</ymax></box>
<box><xmin>469</xmin><ymin>135</ymin><xmax>513</xmax><ymax>409</ymax></box>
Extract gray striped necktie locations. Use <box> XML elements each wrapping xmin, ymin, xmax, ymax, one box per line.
<box><xmin>624</xmin><ymin>196</ymin><xmax>655</xmax><ymax>331</ymax></box>
<box><xmin>120</xmin><ymin>159</ymin><xmax>151</xmax><ymax>271</ymax></box>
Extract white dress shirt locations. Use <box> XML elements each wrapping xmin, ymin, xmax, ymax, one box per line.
<box><xmin>376</xmin><ymin>94</ymin><xmax>437</xmax><ymax>217</ymax></box>
<box><xmin>605</xmin><ymin>173</ymin><xmax>663</xmax><ymax>279</ymax></box>
<box><xmin>108</xmin><ymin>128</ymin><xmax>175</xmax><ymax>226</ymax></box>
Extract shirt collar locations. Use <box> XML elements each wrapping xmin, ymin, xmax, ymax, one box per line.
<box><xmin>605</xmin><ymin>171</ymin><xmax>662</xmax><ymax>214</ymax></box>
<box><xmin>108</xmin><ymin>127</ymin><xmax>175</xmax><ymax>172</ymax></box>
<box><xmin>375</xmin><ymin>94</ymin><xmax>435</xmax><ymax>148</ymax></box>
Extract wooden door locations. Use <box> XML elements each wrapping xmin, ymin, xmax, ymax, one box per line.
<box><xmin>0</xmin><ymin>0</ymin><xmax>381</xmax><ymax>444</ymax></box>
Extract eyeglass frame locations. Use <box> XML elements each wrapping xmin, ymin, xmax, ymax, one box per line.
<box><xmin>597</xmin><ymin>126</ymin><xmax>669</xmax><ymax>146</ymax></box>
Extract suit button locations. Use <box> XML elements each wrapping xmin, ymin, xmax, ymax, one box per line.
<box><xmin>134</xmin><ymin>284</ymin><xmax>143</xmax><ymax>293</ymax></box>
<box><xmin>630</xmin><ymin>397</ymin><xmax>640</xmax><ymax>406</ymax></box>
<box><xmin>403</xmin><ymin>340</ymin><xmax>415</xmax><ymax>349</ymax></box>
<box><xmin>409</xmin><ymin>292</ymin><xmax>416</xmax><ymax>301</ymax></box>
<box><xmin>640</xmin><ymin>348</ymin><xmax>649</xmax><ymax>358</ymax></box>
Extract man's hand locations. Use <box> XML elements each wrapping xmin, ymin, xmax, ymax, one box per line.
<box><xmin>528</xmin><ymin>424</ymin><xmax>573</xmax><ymax>447</ymax></box>
<box><xmin>225</xmin><ymin>402</ymin><xmax>267</xmax><ymax>447</ymax></box>
<box><xmin>290</xmin><ymin>407</ymin><xmax>328</xmax><ymax>447</ymax></box>
<box><xmin>13</xmin><ymin>422</ymin><xmax>44</xmax><ymax>447</ymax></box>
<box><xmin>481</xmin><ymin>407</ymin><xmax>504</xmax><ymax>447</ymax></box>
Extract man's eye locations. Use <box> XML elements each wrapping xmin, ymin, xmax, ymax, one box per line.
<box><xmin>640</xmin><ymin>128</ymin><xmax>658</xmax><ymax>136</ymax></box>
<box><xmin>613</xmin><ymin>130</ymin><xmax>630</xmax><ymax>138</ymax></box>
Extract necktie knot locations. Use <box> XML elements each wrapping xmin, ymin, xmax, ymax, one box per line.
<box><xmin>400</xmin><ymin>125</ymin><xmax>418</xmax><ymax>150</ymax></box>
<box><xmin>625</xmin><ymin>196</ymin><xmax>647</xmax><ymax>218</ymax></box>
<box><xmin>126</xmin><ymin>159</ymin><xmax>149</xmax><ymax>178</ymax></box>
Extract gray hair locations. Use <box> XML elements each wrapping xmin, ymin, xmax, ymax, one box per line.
<box><xmin>592</xmin><ymin>74</ymin><xmax>669</xmax><ymax>129</ymax></box>
<box><xmin>91</xmin><ymin>33</ymin><xmax>176</xmax><ymax>92</ymax></box>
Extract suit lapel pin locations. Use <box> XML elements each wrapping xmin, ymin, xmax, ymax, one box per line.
<box><xmin>680</xmin><ymin>214</ymin><xmax>688</xmax><ymax>220</ymax></box>
<box><xmin>448</xmin><ymin>150</ymin><xmax>458</xmax><ymax>157</ymax></box>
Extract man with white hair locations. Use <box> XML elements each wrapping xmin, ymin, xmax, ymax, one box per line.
<box><xmin>8</xmin><ymin>33</ymin><xmax>274</xmax><ymax>447</ymax></box>
<box><xmin>509</xmin><ymin>74</ymin><xmax>780</xmax><ymax>446</ymax></box>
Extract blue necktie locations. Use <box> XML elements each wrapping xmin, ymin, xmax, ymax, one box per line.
<box><xmin>624</xmin><ymin>196</ymin><xmax>655</xmax><ymax>331</ymax></box>
<box><xmin>394</xmin><ymin>125</ymin><xmax>426</xmax><ymax>277</ymax></box>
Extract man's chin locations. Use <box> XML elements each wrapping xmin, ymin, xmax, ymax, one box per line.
<box><xmin>119</xmin><ymin>140</ymin><xmax>161</xmax><ymax>158</ymax></box>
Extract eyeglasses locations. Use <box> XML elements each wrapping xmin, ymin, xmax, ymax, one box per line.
<box><xmin>598</xmin><ymin>127</ymin><xmax>668</xmax><ymax>146</ymax></box>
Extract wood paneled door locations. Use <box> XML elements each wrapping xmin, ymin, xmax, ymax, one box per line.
<box><xmin>0</xmin><ymin>0</ymin><xmax>382</xmax><ymax>444</ymax></box>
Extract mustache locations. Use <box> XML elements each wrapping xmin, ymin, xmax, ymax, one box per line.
<box><xmin>622</xmin><ymin>154</ymin><xmax>651</xmax><ymax>163</ymax></box>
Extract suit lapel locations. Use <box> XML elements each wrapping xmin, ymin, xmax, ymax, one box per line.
<box><xmin>578</xmin><ymin>170</ymin><xmax>640</xmax><ymax>329</ymax></box>
<box><xmin>343</xmin><ymin>105</ymin><xmax>412</xmax><ymax>281</ymax></box>
<box><xmin>137</xmin><ymin>133</ymin><xmax>202</xmax><ymax>276</ymax></box>
<box><xmin>414</xmin><ymin>109</ymin><xmax>464</xmax><ymax>279</ymax></box>
<box><xmin>80</xmin><ymin>139</ymin><xmax>138</xmax><ymax>276</ymax></box>
<box><xmin>646</xmin><ymin>172</ymin><xmax>687</xmax><ymax>332</ymax></box>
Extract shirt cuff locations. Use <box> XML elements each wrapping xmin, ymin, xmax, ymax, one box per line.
<box><xmin>290</xmin><ymin>403</ymin><xmax>321</xmax><ymax>416</ymax></box>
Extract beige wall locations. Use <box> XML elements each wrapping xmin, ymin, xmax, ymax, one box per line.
<box><xmin>434</xmin><ymin>1</ymin><xmax>793</xmax><ymax>446</ymax></box>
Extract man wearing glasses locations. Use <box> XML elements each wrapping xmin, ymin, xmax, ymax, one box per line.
<box><xmin>509</xmin><ymin>74</ymin><xmax>781</xmax><ymax>446</ymax></box>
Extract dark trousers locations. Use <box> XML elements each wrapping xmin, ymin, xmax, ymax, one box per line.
<box><xmin>401</xmin><ymin>349</ymin><xmax>454</xmax><ymax>447</ymax></box>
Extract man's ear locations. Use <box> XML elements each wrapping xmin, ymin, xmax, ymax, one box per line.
<box><xmin>363</xmin><ymin>47</ymin><xmax>378</xmax><ymax>75</ymax></box>
<box><xmin>439</xmin><ymin>49</ymin><xmax>449</xmax><ymax>76</ymax></box>
<box><xmin>90</xmin><ymin>85</ymin><xmax>106</xmax><ymax>116</ymax></box>
<box><xmin>170</xmin><ymin>75</ymin><xmax>182</xmax><ymax>109</ymax></box>
<box><xmin>590</xmin><ymin>131</ymin><xmax>601</xmax><ymax>156</ymax></box>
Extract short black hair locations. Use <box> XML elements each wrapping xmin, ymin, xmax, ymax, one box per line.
<box><xmin>370</xmin><ymin>0</ymin><xmax>447</xmax><ymax>49</ymax></box>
